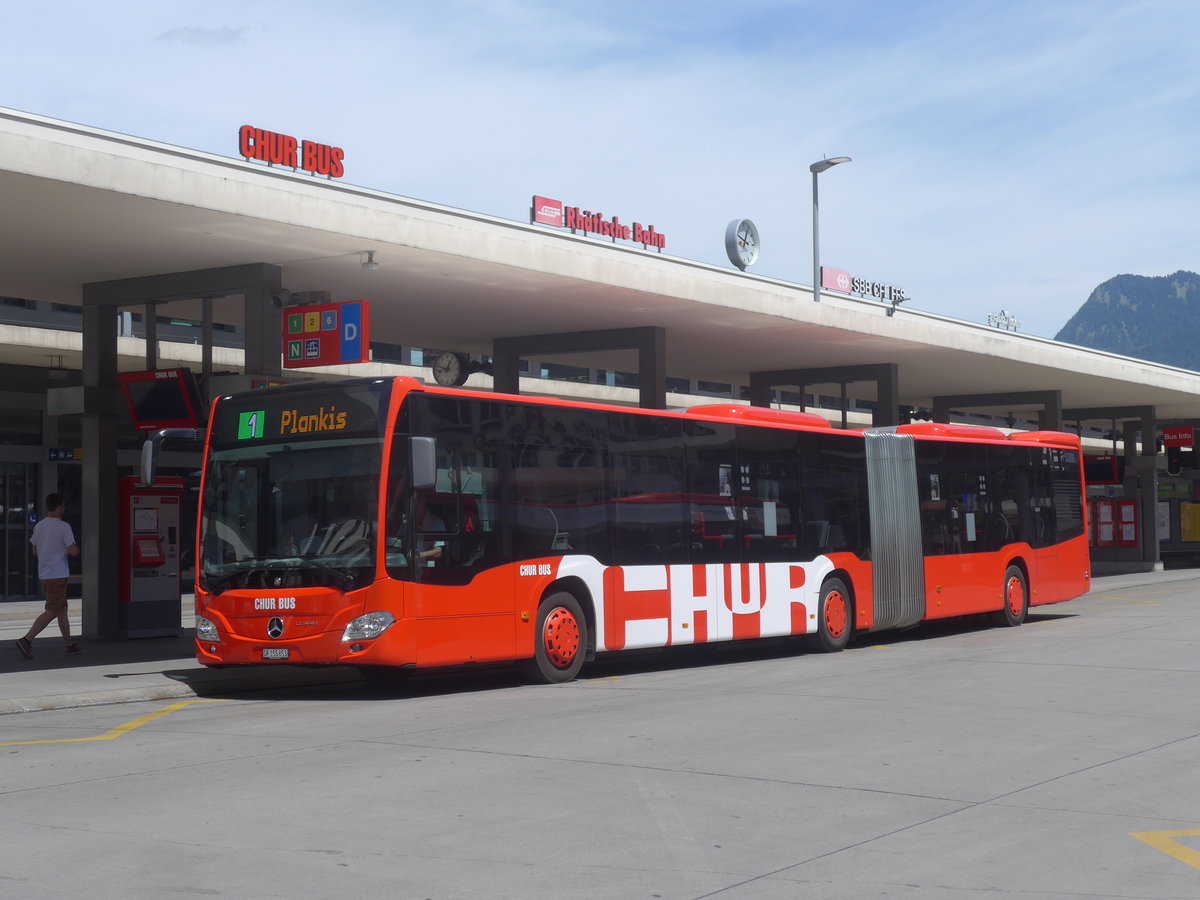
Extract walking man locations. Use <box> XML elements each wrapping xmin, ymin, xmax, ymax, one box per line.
<box><xmin>15</xmin><ymin>492</ymin><xmax>82</xmax><ymax>659</ymax></box>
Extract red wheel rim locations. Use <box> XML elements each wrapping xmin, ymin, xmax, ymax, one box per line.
<box><xmin>824</xmin><ymin>591</ymin><xmax>848</xmax><ymax>639</ymax></box>
<box><xmin>1006</xmin><ymin>575</ymin><xmax>1025</xmax><ymax>617</ymax></box>
<box><xmin>542</xmin><ymin>606</ymin><xmax>581</xmax><ymax>669</ymax></box>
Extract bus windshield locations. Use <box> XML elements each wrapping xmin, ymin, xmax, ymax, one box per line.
<box><xmin>198</xmin><ymin>380</ymin><xmax>390</xmax><ymax>594</ymax></box>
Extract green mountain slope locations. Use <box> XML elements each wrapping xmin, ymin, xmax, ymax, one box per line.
<box><xmin>1055</xmin><ymin>271</ymin><xmax>1200</xmax><ymax>370</ymax></box>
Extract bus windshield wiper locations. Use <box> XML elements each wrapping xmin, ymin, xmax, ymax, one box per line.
<box><xmin>203</xmin><ymin>570</ymin><xmax>240</xmax><ymax>596</ymax></box>
<box><xmin>203</xmin><ymin>555</ymin><xmax>353</xmax><ymax>594</ymax></box>
<box><xmin>291</xmin><ymin>555</ymin><xmax>356</xmax><ymax>591</ymax></box>
<box><xmin>201</xmin><ymin>556</ymin><xmax>286</xmax><ymax>595</ymax></box>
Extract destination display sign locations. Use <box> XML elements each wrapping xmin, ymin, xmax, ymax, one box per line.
<box><xmin>209</xmin><ymin>382</ymin><xmax>391</xmax><ymax>451</ymax></box>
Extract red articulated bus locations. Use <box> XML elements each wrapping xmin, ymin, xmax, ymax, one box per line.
<box><xmin>193</xmin><ymin>376</ymin><xmax>1090</xmax><ymax>682</ymax></box>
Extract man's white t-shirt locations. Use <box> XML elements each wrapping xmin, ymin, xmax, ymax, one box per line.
<box><xmin>30</xmin><ymin>516</ymin><xmax>76</xmax><ymax>580</ymax></box>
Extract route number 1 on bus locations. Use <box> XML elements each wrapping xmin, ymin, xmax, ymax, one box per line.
<box><xmin>238</xmin><ymin>411</ymin><xmax>264</xmax><ymax>440</ymax></box>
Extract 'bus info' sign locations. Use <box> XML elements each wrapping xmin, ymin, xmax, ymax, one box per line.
<box><xmin>1163</xmin><ymin>426</ymin><xmax>1195</xmax><ymax>448</ymax></box>
<box><xmin>282</xmin><ymin>301</ymin><xmax>370</xmax><ymax>369</ymax></box>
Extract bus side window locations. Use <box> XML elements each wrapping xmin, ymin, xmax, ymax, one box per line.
<box><xmin>384</xmin><ymin>434</ymin><xmax>410</xmax><ymax>563</ymax></box>
<box><xmin>736</xmin><ymin>445</ymin><xmax>800</xmax><ymax>563</ymax></box>
<box><xmin>687</xmin><ymin>422</ymin><xmax>738</xmax><ymax>565</ymax></box>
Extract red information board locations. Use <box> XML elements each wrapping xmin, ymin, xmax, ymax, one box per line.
<box><xmin>282</xmin><ymin>301</ymin><xmax>370</xmax><ymax>369</ymax></box>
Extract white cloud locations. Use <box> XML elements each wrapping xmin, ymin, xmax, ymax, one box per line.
<box><xmin>155</xmin><ymin>25</ymin><xmax>250</xmax><ymax>47</ymax></box>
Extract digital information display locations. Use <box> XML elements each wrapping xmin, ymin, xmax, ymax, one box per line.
<box><xmin>210</xmin><ymin>381</ymin><xmax>391</xmax><ymax>451</ymax></box>
<box><xmin>118</xmin><ymin>368</ymin><xmax>205</xmax><ymax>430</ymax></box>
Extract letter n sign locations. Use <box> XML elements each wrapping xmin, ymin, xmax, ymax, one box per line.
<box><xmin>283</xmin><ymin>301</ymin><xmax>371</xmax><ymax>368</ymax></box>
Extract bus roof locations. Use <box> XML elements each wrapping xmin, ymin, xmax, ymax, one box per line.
<box><xmin>685</xmin><ymin>404</ymin><xmax>835</xmax><ymax>430</ymax></box>
<box><xmin>378</xmin><ymin>378</ymin><xmax>1082</xmax><ymax>448</ymax></box>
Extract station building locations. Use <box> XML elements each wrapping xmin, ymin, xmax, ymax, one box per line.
<box><xmin>2</xmin><ymin>106</ymin><xmax>1199</xmax><ymax>635</ymax></box>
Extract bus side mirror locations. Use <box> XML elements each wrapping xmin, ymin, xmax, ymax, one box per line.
<box><xmin>140</xmin><ymin>427</ymin><xmax>200</xmax><ymax>486</ymax></box>
<box><xmin>410</xmin><ymin>437</ymin><xmax>437</xmax><ymax>490</ymax></box>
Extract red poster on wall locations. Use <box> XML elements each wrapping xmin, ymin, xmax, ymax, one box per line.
<box><xmin>1094</xmin><ymin>500</ymin><xmax>1116</xmax><ymax>548</ymax></box>
<box><xmin>1117</xmin><ymin>499</ymin><xmax>1139</xmax><ymax>547</ymax></box>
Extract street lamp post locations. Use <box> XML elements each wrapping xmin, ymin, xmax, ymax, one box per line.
<box><xmin>810</xmin><ymin>156</ymin><xmax>851</xmax><ymax>303</ymax></box>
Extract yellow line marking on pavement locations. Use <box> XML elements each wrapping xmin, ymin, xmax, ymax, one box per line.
<box><xmin>1131</xmin><ymin>829</ymin><xmax>1200</xmax><ymax>870</ymax></box>
<box><xmin>0</xmin><ymin>699</ymin><xmax>228</xmax><ymax>746</ymax></box>
<box><xmin>1090</xmin><ymin>594</ymin><xmax>1158</xmax><ymax>604</ymax></box>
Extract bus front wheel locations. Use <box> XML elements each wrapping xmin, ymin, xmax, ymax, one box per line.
<box><xmin>810</xmin><ymin>577</ymin><xmax>852</xmax><ymax>653</ymax></box>
<box><xmin>524</xmin><ymin>591</ymin><xmax>587</xmax><ymax>684</ymax></box>
<box><xmin>992</xmin><ymin>565</ymin><xmax>1028</xmax><ymax>627</ymax></box>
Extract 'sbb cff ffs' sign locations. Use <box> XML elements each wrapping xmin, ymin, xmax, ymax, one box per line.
<box><xmin>282</xmin><ymin>301</ymin><xmax>370</xmax><ymax>369</ymax></box>
<box><xmin>239</xmin><ymin>125</ymin><xmax>345</xmax><ymax>178</ymax></box>
<box><xmin>822</xmin><ymin>266</ymin><xmax>907</xmax><ymax>305</ymax></box>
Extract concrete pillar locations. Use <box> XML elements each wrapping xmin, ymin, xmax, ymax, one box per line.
<box><xmin>81</xmin><ymin>263</ymin><xmax>284</xmax><ymax>639</ymax></box>
<box><xmin>492</xmin><ymin>327</ymin><xmax>667</xmax><ymax>408</ymax></box>
<box><xmin>932</xmin><ymin>390</ymin><xmax>1062</xmax><ymax>431</ymax></box>
<box><xmin>750</xmin><ymin>364</ymin><xmax>899</xmax><ymax>427</ymax></box>
<box><xmin>80</xmin><ymin>301</ymin><xmax>121</xmax><ymax>639</ymax></box>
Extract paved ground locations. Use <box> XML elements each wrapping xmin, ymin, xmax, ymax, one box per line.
<box><xmin>0</xmin><ymin>570</ymin><xmax>1195</xmax><ymax>716</ymax></box>
<box><xmin>4</xmin><ymin>567</ymin><xmax>1200</xmax><ymax>898</ymax></box>
<box><xmin>0</xmin><ymin>593</ymin><xmax>363</xmax><ymax>714</ymax></box>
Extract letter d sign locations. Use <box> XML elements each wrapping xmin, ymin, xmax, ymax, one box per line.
<box><xmin>338</xmin><ymin>301</ymin><xmax>367</xmax><ymax>363</ymax></box>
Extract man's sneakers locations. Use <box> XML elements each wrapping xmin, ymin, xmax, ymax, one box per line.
<box><xmin>13</xmin><ymin>638</ymin><xmax>83</xmax><ymax>658</ymax></box>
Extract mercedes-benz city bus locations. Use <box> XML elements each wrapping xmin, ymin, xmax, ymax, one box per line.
<box><xmin>193</xmin><ymin>377</ymin><xmax>1090</xmax><ymax>682</ymax></box>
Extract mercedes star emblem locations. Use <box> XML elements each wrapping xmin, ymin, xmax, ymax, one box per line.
<box><xmin>267</xmin><ymin>617</ymin><xmax>284</xmax><ymax>639</ymax></box>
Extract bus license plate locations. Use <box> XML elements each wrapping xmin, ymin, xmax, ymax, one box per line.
<box><xmin>262</xmin><ymin>648</ymin><xmax>289</xmax><ymax>660</ymax></box>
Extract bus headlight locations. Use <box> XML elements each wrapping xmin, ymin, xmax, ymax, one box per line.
<box><xmin>342</xmin><ymin>611</ymin><xmax>395</xmax><ymax>642</ymax></box>
<box><xmin>196</xmin><ymin>616</ymin><xmax>219</xmax><ymax>642</ymax></box>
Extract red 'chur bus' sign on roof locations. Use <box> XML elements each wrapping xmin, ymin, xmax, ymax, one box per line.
<box><xmin>239</xmin><ymin>125</ymin><xmax>344</xmax><ymax>178</ymax></box>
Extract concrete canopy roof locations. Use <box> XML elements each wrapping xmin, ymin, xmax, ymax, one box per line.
<box><xmin>3</xmin><ymin>106</ymin><xmax>1198</xmax><ymax>422</ymax></box>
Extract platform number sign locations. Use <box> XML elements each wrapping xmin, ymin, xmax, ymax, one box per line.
<box><xmin>282</xmin><ymin>300</ymin><xmax>370</xmax><ymax>369</ymax></box>
<box><xmin>238</xmin><ymin>410</ymin><xmax>265</xmax><ymax>440</ymax></box>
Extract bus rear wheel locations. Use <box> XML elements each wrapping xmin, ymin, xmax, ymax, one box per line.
<box><xmin>992</xmin><ymin>565</ymin><xmax>1028</xmax><ymax>627</ymax></box>
<box><xmin>524</xmin><ymin>591</ymin><xmax>587</xmax><ymax>684</ymax></box>
<box><xmin>810</xmin><ymin>577</ymin><xmax>852</xmax><ymax>653</ymax></box>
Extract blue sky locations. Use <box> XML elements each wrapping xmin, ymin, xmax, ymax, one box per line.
<box><xmin>5</xmin><ymin>0</ymin><xmax>1198</xmax><ymax>337</ymax></box>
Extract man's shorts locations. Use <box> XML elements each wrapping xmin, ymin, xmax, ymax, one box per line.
<box><xmin>41</xmin><ymin>578</ymin><xmax>68</xmax><ymax>613</ymax></box>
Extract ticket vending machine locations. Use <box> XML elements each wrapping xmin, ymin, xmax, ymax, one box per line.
<box><xmin>118</xmin><ymin>476</ymin><xmax>184</xmax><ymax>637</ymax></box>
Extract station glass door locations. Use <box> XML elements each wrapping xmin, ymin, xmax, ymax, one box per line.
<box><xmin>0</xmin><ymin>461</ymin><xmax>37</xmax><ymax>600</ymax></box>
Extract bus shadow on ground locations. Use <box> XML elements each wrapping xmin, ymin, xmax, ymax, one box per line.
<box><xmin>188</xmin><ymin>610</ymin><xmax>1078</xmax><ymax>704</ymax></box>
<box><xmin>853</xmin><ymin>610</ymin><xmax>1076</xmax><ymax>649</ymax></box>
